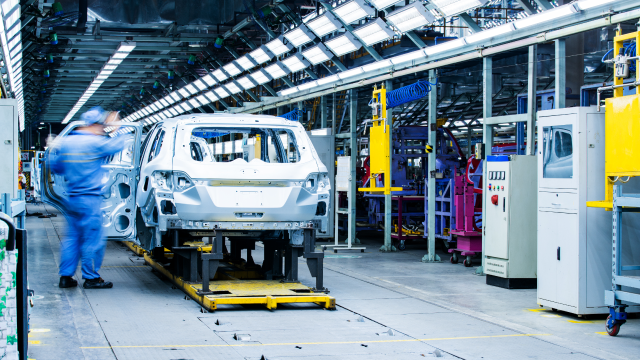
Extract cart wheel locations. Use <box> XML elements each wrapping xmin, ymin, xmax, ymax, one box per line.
<box><xmin>606</xmin><ymin>315</ymin><xmax>621</xmax><ymax>336</ymax></box>
<box><xmin>397</xmin><ymin>241</ymin><xmax>406</xmax><ymax>251</ymax></box>
<box><xmin>450</xmin><ymin>254</ymin><xmax>458</xmax><ymax>264</ymax></box>
<box><xmin>463</xmin><ymin>259</ymin><xmax>472</xmax><ymax>267</ymax></box>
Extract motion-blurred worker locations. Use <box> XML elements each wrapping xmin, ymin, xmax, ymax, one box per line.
<box><xmin>51</xmin><ymin>107</ymin><xmax>126</xmax><ymax>289</ymax></box>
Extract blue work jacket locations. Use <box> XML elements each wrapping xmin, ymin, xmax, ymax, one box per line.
<box><xmin>50</xmin><ymin>130</ymin><xmax>127</xmax><ymax>196</ymax></box>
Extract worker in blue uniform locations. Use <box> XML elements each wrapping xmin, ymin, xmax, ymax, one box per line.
<box><xmin>51</xmin><ymin>107</ymin><xmax>126</xmax><ymax>289</ymax></box>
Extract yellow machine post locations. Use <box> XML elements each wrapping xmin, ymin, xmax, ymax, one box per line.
<box><xmin>358</xmin><ymin>84</ymin><xmax>402</xmax><ymax>195</ymax></box>
<box><xmin>587</xmin><ymin>30</ymin><xmax>640</xmax><ymax>210</ymax></box>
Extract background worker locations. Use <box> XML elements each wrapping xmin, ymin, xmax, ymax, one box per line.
<box><xmin>50</xmin><ymin>107</ymin><xmax>126</xmax><ymax>289</ymax></box>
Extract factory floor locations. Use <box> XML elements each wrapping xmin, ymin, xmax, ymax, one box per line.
<box><xmin>25</xmin><ymin>204</ymin><xmax>638</xmax><ymax>360</ymax></box>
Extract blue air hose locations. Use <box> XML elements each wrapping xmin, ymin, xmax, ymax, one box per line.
<box><xmin>369</xmin><ymin>79</ymin><xmax>437</xmax><ymax>109</ymax></box>
<box><xmin>602</xmin><ymin>42</ymin><xmax>637</xmax><ymax>71</ymax></box>
<box><xmin>279</xmin><ymin>107</ymin><xmax>305</xmax><ymax>121</ymax></box>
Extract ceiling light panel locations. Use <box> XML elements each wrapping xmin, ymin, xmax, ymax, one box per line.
<box><xmin>333</xmin><ymin>0</ymin><xmax>375</xmax><ymax>24</ymax></box>
<box><xmin>202</xmin><ymin>74</ymin><xmax>216</xmax><ymax>86</ymax></box>
<box><xmin>237</xmin><ymin>76</ymin><xmax>256</xmax><ymax>90</ymax></box>
<box><xmin>325</xmin><ymin>32</ymin><xmax>362</xmax><ymax>56</ymax></box>
<box><xmin>302</xmin><ymin>43</ymin><xmax>333</xmax><ymax>65</ymax></box>
<box><xmin>250</xmin><ymin>69</ymin><xmax>272</xmax><ymax>85</ymax></box>
<box><xmin>178</xmin><ymin>88</ymin><xmax>190</xmax><ymax>98</ymax></box>
<box><xmin>283</xmin><ymin>24</ymin><xmax>315</xmax><ymax>47</ymax></box>
<box><xmin>225</xmin><ymin>82</ymin><xmax>242</xmax><ymax>94</ymax></box>
<box><xmin>248</xmin><ymin>45</ymin><xmax>275</xmax><ymax>64</ymax></box>
<box><xmin>306</xmin><ymin>12</ymin><xmax>342</xmax><ymax>37</ymax></box>
<box><xmin>188</xmin><ymin>98</ymin><xmax>201</xmax><ymax>108</ymax></box>
<box><xmin>214</xmin><ymin>87</ymin><xmax>230</xmax><ymax>98</ymax></box>
<box><xmin>212</xmin><ymin>69</ymin><xmax>228</xmax><ymax>82</ymax></box>
<box><xmin>386</xmin><ymin>2</ymin><xmax>435</xmax><ymax>33</ymax></box>
<box><xmin>193</xmin><ymin>79</ymin><xmax>207</xmax><ymax>91</ymax></box>
<box><xmin>204</xmin><ymin>91</ymin><xmax>218</xmax><ymax>102</ymax></box>
<box><xmin>265</xmin><ymin>36</ymin><xmax>294</xmax><ymax>56</ymax></box>
<box><xmin>196</xmin><ymin>95</ymin><xmax>210</xmax><ymax>105</ymax></box>
<box><xmin>353</xmin><ymin>18</ymin><xmax>395</xmax><ymax>46</ymax></box>
<box><xmin>431</xmin><ymin>0</ymin><xmax>489</xmax><ymax>17</ymax></box>
<box><xmin>223</xmin><ymin>62</ymin><xmax>242</xmax><ymax>77</ymax></box>
<box><xmin>264</xmin><ymin>62</ymin><xmax>291</xmax><ymax>79</ymax></box>
<box><xmin>367</xmin><ymin>0</ymin><xmax>402</xmax><ymax>10</ymax></box>
<box><xmin>282</xmin><ymin>53</ymin><xmax>310</xmax><ymax>72</ymax></box>
<box><xmin>235</xmin><ymin>55</ymin><xmax>257</xmax><ymax>71</ymax></box>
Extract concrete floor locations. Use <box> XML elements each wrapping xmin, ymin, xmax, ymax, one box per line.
<box><xmin>25</xmin><ymin>204</ymin><xmax>638</xmax><ymax>360</ymax></box>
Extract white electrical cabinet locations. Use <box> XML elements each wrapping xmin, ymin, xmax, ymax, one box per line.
<box><xmin>484</xmin><ymin>155</ymin><xmax>538</xmax><ymax>289</ymax></box>
<box><xmin>0</xmin><ymin>99</ymin><xmax>19</xmax><ymax>198</ymax></box>
<box><xmin>308</xmin><ymin>129</ymin><xmax>335</xmax><ymax>238</ymax></box>
<box><xmin>537</xmin><ymin>106</ymin><xmax>640</xmax><ymax>315</ymax></box>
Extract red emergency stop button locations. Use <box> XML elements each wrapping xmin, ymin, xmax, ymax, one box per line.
<box><xmin>491</xmin><ymin>195</ymin><xmax>499</xmax><ymax>205</ymax></box>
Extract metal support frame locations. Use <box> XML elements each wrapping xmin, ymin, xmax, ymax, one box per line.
<box><xmin>555</xmin><ymin>39</ymin><xmax>566</xmax><ymax>109</ymax></box>
<box><xmin>422</xmin><ymin>70</ymin><xmax>441</xmax><ymax>262</ymax></box>
<box><xmin>479</xmin><ymin>56</ymin><xmax>493</xmax><ymax>275</ymax></box>
<box><xmin>604</xmin><ymin>186</ymin><xmax>640</xmax><ymax>335</ymax></box>
<box><xmin>330</xmin><ymin>89</ymin><xmax>365</xmax><ymax>253</ymax></box>
<box><xmin>526</xmin><ymin>45</ymin><xmax>537</xmax><ymax>156</ymax></box>
<box><xmin>383</xmin><ymin>80</ymin><xmax>394</xmax><ymax>252</ymax></box>
<box><xmin>320</xmin><ymin>95</ymin><xmax>327</xmax><ymax>128</ymax></box>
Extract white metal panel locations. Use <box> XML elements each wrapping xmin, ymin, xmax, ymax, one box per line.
<box><xmin>0</xmin><ymin>100</ymin><xmax>18</xmax><ymax>197</ymax></box>
<box><xmin>307</xmin><ymin>132</ymin><xmax>335</xmax><ymax>238</ymax></box>
<box><xmin>485</xmin><ymin>161</ymin><xmax>509</xmax><ymax>260</ymax></box>
<box><xmin>554</xmin><ymin>211</ymin><xmax>579</xmax><ymax>307</ymax></box>
<box><xmin>538</xmin><ymin>191</ymin><xmax>578</xmax><ymax>210</ymax></box>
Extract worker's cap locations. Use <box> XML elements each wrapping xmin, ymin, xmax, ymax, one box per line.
<box><xmin>80</xmin><ymin>106</ymin><xmax>108</xmax><ymax>125</ymax></box>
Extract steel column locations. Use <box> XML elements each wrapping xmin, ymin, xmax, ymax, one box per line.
<box><xmin>479</xmin><ymin>56</ymin><xmax>494</xmax><ymax>275</ymax></box>
<box><xmin>423</xmin><ymin>70</ymin><xmax>440</xmax><ymax>262</ymax></box>
<box><xmin>527</xmin><ymin>45</ymin><xmax>537</xmax><ymax>155</ymax></box>
<box><xmin>320</xmin><ymin>96</ymin><xmax>327</xmax><ymax>128</ymax></box>
<box><xmin>555</xmin><ymin>39</ymin><xmax>566</xmax><ymax>109</ymax></box>
<box><xmin>348</xmin><ymin>89</ymin><xmax>357</xmax><ymax>246</ymax></box>
<box><xmin>382</xmin><ymin>80</ymin><xmax>394</xmax><ymax>252</ymax></box>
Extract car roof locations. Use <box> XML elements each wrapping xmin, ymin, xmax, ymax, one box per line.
<box><xmin>157</xmin><ymin>113</ymin><xmax>301</xmax><ymax>128</ymax></box>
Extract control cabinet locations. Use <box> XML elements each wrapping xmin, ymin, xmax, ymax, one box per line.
<box><xmin>484</xmin><ymin>155</ymin><xmax>538</xmax><ymax>289</ymax></box>
<box><xmin>537</xmin><ymin>106</ymin><xmax>640</xmax><ymax>315</ymax></box>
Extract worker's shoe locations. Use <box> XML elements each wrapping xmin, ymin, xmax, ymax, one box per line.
<box><xmin>59</xmin><ymin>276</ymin><xmax>78</xmax><ymax>288</ymax></box>
<box><xmin>83</xmin><ymin>278</ymin><xmax>113</xmax><ymax>289</ymax></box>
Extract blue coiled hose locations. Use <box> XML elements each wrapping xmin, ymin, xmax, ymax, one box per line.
<box><xmin>369</xmin><ymin>79</ymin><xmax>437</xmax><ymax>109</ymax></box>
<box><xmin>279</xmin><ymin>107</ymin><xmax>305</xmax><ymax>121</ymax></box>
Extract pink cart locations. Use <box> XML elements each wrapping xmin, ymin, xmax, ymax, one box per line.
<box><xmin>449</xmin><ymin>169</ymin><xmax>482</xmax><ymax>267</ymax></box>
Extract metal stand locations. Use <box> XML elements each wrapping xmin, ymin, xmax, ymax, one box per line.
<box><xmin>604</xmin><ymin>185</ymin><xmax>640</xmax><ymax>336</ymax></box>
<box><xmin>326</xmin><ymin>157</ymin><xmax>365</xmax><ymax>253</ymax></box>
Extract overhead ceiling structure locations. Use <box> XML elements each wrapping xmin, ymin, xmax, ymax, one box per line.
<box><xmin>8</xmin><ymin>0</ymin><xmax>631</xmax><ymax>141</ymax></box>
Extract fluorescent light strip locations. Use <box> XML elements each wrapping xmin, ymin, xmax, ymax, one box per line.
<box><xmin>212</xmin><ymin>69</ymin><xmax>228</xmax><ymax>82</ymax></box>
<box><xmin>62</xmin><ymin>42</ymin><xmax>136</xmax><ymax>123</ymax></box>
<box><xmin>390</xmin><ymin>49</ymin><xmax>425</xmax><ymax>65</ymax></box>
<box><xmin>514</xmin><ymin>4</ymin><xmax>579</xmax><ymax>29</ymax></box>
<box><xmin>466</xmin><ymin>23</ymin><xmax>515</xmax><ymax>43</ymax></box>
<box><xmin>237</xmin><ymin>76</ymin><xmax>255</xmax><ymax>90</ymax></box>
<box><xmin>204</xmin><ymin>91</ymin><xmax>218</xmax><ymax>102</ymax></box>
<box><xmin>424</xmin><ymin>38</ymin><xmax>466</xmax><ymax>55</ymax></box>
<box><xmin>214</xmin><ymin>87</ymin><xmax>229</xmax><ymax>98</ymax></box>
<box><xmin>225</xmin><ymin>82</ymin><xmax>242</xmax><ymax>94</ymax></box>
<box><xmin>193</xmin><ymin>79</ymin><xmax>207</xmax><ymax>91</ymax></box>
<box><xmin>264</xmin><ymin>62</ymin><xmax>290</xmax><ymax>79</ymax></box>
<box><xmin>202</xmin><ymin>74</ymin><xmax>216</xmax><ymax>86</ymax></box>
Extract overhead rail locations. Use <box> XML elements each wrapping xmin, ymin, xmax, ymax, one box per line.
<box><xmin>121</xmin><ymin>0</ymin><xmax>630</xmax><ymax>125</ymax></box>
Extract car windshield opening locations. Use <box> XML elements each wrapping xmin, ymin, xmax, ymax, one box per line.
<box><xmin>189</xmin><ymin>126</ymin><xmax>300</xmax><ymax>163</ymax></box>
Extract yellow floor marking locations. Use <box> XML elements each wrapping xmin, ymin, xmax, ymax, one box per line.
<box><xmin>541</xmin><ymin>314</ymin><xmax>561</xmax><ymax>318</ymax></box>
<box><xmin>526</xmin><ymin>308</ymin><xmax>549</xmax><ymax>312</ymax></box>
<box><xmin>29</xmin><ymin>341</ymin><xmax>41</xmax><ymax>345</ymax></box>
<box><xmin>567</xmin><ymin>320</ymin><xmax>595</xmax><ymax>324</ymax></box>
<box><xmin>80</xmin><ymin>333</ymin><xmax>550</xmax><ymax>349</ymax></box>
<box><xmin>29</xmin><ymin>329</ymin><xmax>50</xmax><ymax>333</ymax></box>
<box><xmin>595</xmin><ymin>332</ymin><xmax>608</xmax><ymax>335</ymax></box>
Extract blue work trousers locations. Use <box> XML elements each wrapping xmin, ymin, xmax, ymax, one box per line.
<box><xmin>59</xmin><ymin>195</ymin><xmax>105</xmax><ymax>279</ymax></box>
